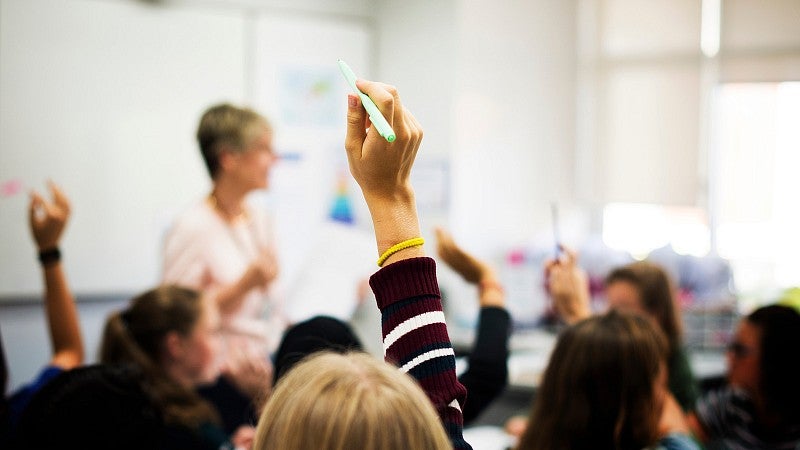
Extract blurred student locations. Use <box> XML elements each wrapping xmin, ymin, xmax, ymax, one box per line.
<box><xmin>547</xmin><ymin>249</ymin><xmax>698</xmax><ymax>410</ymax></box>
<box><xmin>3</xmin><ymin>182</ymin><xmax>83</xmax><ymax>430</ymax></box>
<box><xmin>8</xmin><ymin>364</ymin><xmax>164</xmax><ymax>450</ymax></box>
<box><xmin>100</xmin><ymin>286</ymin><xmax>255</xmax><ymax>450</ymax></box>
<box><xmin>271</xmin><ymin>315</ymin><xmax>363</xmax><ymax>386</ymax></box>
<box><xmin>516</xmin><ymin>310</ymin><xmax>699</xmax><ymax>450</ymax></box>
<box><xmin>435</xmin><ymin>227</ymin><xmax>511</xmax><ymax>424</ymax></box>
<box><xmin>253</xmin><ymin>79</ymin><xmax>471</xmax><ymax>449</ymax></box>
<box><xmin>688</xmin><ymin>304</ymin><xmax>800</xmax><ymax>449</ymax></box>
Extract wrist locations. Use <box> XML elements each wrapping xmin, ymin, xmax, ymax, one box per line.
<box><xmin>377</xmin><ymin>238</ymin><xmax>425</xmax><ymax>267</ymax></box>
<box><xmin>367</xmin><ymin>203</ymin><xmax>421</xmax><ymax>254</ymax></box>
<box><xmin>38</xmin><ymin>247</ymin><xmax>61</xmax><ymax>267</ymax></box>
<box><xmin>478</xmin><ymin>279</ymin><xmax>505</xmax><ymax>308</ymax></box>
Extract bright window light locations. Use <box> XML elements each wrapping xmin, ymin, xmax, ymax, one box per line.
<box><xmin>603</xmin><ymin>203</ymin><xmax>710</xmax><ymax>259</ymax></box>
<box><xmin>714</xmin><ymin>82</ymin><xmax>800</xmax><ymax>294</ymax></box>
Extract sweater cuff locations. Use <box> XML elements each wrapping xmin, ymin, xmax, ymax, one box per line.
<box><xmin>470</xmin><ymin>307</ymin><xmax>511</xmax><ymax>362</ymax></box>
<box><xmin>369</xmin><ymin>257</ymin><xmax>440</xmax><ymax>310</ymax></box>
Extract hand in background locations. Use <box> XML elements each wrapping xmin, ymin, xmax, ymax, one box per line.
<box><xmin>29</xmin><ymin>181</ymin><xmax>71</xmax><ymax>251</ymax></box>
<box><xmin>545</xmin><ymin>246</ymin><xmax>591</xmax><ymax>325</ymax></box>
<box><xmin>435</xmin><ymin>227</ymin><xmax>504</xmax><ymax>308</ymax></box>
<box><xmin>27</xmin><ymin>181</ymin><xmax>83</xmax><ymax>369</ymax></box>
<box><xmin>241</xmin><ymin>247</ymin><xmax>279</xmax><ymax>291</ymax></box>
<box><xmin>231</xmin><ymin>424</ymin><xmax>256</xmax><ymax>450</ymax></box>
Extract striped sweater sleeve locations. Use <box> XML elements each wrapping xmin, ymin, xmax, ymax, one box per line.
<box><xmin>369</xmin><ymin>257</ymin><xmax>473</xmax><ymax>450</ymax></box>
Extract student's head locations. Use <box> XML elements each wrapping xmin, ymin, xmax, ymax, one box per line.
<box><xmin>253</xmin><ymin>352</ymin><xmax>451</xmax><ymax>450</ymax></box>
<box><xmin>101</xmin><ymin>285</ymin><xmax>221</xmax><ymax>387</ymax></box>
<box><xmin>100</xmin><ymin>285</ymin><xmax>221</xmax><ymax>428</ymax></box>
<box><xmin>517</xmin><ymin>310</ymin><xmax>668</xmax><ymax>450</ymax></box>
<box><xmin>272</xmin><ymin>315</ymin><xmax>363</xmax><ymax>386</ymax></box>
<box><xmin>196</xmin><ymin>103</ymin><xmax>275</xmax><ymax>187</ymax></box>
<box><xmin>9</xmin><ymin>364</ymin><xmax>163</xmax><ymax>450</ymax></box>
<box><xmin>727</xmin><ymin>304</ymin><xmax>800</xmax><ymax>424</ymax></box>
<box><xmin>605</xmin><ymin>261</ymin><xmax>682</xmax><ymax>351</ymax></box>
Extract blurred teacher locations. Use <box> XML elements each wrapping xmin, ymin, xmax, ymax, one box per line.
<box><xmin>162</xmin><ymin>104</ymin><xmax>285</xmax><ymax>407</ymax></box>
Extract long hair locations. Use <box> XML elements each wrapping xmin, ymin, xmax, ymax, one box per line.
<box><xmin>99</xmin><ymin>285</ymin><xmax>219</xmax><ymax>429</ymax></box>
<box><xmin>746</xmin><ymin>304</ymin><xmax>800</xmax><ymax>427</ymax></box>
<box><xmin>253</xmin><ymin>352</ymin><xmax>451</xmax><ymax>450</ymax></box>
<box><xmin>517</xmin><ymin>310</ymin><xmax>668</xmax><ymax>450</ymax></box>
<box><xmin>606</xmin><ymin>261</ymin><xmax>683</xmax><ymax>356</ymax></box>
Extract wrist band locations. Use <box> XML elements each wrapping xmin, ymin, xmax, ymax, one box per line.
<box><xmin>38</xmin><ymin>247</ymin><xmax>61</xmax><ymax>267</ymax></box>
<box><xmin>377</xmin><ymin>237</ymin><xmax>425</xmax><ymax>267</ymax></box>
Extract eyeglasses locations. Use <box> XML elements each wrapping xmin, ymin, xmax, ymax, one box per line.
<box><xmin>727</xmin><ymin>341</ymin><xmax>755</xmax><ymax>359</ymax></box>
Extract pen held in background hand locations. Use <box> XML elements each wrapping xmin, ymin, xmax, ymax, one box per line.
<box><xmin>551</xmin><ymin>202</ymin><xmax>562</xmax><ymax>260</ymax></box>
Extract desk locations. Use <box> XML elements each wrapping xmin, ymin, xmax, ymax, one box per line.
<box><xmin>457</xmin><ymin>328</ymin><xmax>728</xmax><ymax>391</ymax></box>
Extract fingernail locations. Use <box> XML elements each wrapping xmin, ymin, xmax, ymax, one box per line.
<box><xmin>348</xmin><ymin>94</ymin><xmax>358</xmax><ymax>109</ymax></box>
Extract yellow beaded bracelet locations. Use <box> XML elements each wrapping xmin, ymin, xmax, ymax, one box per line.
<box><xmin>376</xmin><ymin>237</ymin><xmax>425</xmax><ymax>267</ymax></box>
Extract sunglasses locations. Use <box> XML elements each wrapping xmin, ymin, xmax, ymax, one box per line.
<box><xmin>727</xmin><ymin>341</ymin><xmax>755</xmax><ymax>358</ymax></box>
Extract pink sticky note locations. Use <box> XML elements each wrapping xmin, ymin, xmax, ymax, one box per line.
<box><xmin>1</xmin><ymin>179</ymin><xmax>23</xmax><ymax>197</ymax></box>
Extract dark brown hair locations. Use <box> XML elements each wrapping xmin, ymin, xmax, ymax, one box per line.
<box><xmin>606</xmin><ymin>261</ymin><xmax>683</xmax><ymax>355</ymax></box>
<box><xmin>100</xmin><ymin>285</ymin><xmax>219</xmax><ymax>429</ymax></box>
<box><xmin>746</xmin><ymin>304</ymin><xmax>800</xmax><ymax>428</ymax></box>
<box><xmin>517</xmin><ymin>310</ymin><xmax>668</xmax><ymax>450</ymax></box>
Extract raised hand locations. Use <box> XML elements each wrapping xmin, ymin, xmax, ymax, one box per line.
<box><xmin>435</xmin><ymin>227</ymin><xmax>504</xmax><ymax>308</ymax></box>
<box><xmin>545</xmin><ymin>246</ymin><xmax>591</xmax><ymax>324</ymax></box>
<box><xmin>344</xmin><ymin>80</ymin><xmax>423</xmax><ymax>203</ymax></box>
<box><xmin>344</xmin><ymin>80</ymin><xmax>424</xmax><ymax>264</ymax></box>
<box><xmin>435</xmin><ymin>227</ymin><xmax>493</xmax><ymax>284</ymax></box>
<box><xmin>29</xmin><ymin>180</ymin><xmax>71</xmax><ymax>251</ymax></box>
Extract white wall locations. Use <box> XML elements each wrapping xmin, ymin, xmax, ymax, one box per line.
<box><xmin>376</xmin><ymin>0</ymin><xmax>578</xmax><ymax>252</ymax></box>
<box><xmin>450</xmin><ymin>0</ymin><xmax>577</xmax><ymax>249</ymax></box>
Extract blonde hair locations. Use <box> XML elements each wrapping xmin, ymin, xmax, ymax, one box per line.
<box><xmin>253</xmin><ymin>352</ymin><xmax>451</xmax><ymax>450</ymax></box>
<box><xmin>196</xmin><ymin>103</ymin><xmax>271</xmax><ymax>178</ymax></box>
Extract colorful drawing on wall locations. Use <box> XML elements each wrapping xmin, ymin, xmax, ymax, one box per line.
<box><xmin>328</xmin><ymin>173</ymin><xmax>354</xmax><ymax>224</ymax></box>
<box><xmin>278</xmin><ymin>66</ymin><xmax>342</xmax><ymax>127</ymax></box>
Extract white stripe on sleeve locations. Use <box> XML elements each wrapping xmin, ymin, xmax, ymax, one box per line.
<box><xmin>383</xmin><ymin>311</ymin><xmax>447</xmax><ymax>356</ymax></box>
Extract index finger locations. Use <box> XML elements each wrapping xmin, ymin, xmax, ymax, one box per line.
<box><xmin>355</xmin><ymin>79</ymin><xmax>402</xmax><ymax>132</ymax></box>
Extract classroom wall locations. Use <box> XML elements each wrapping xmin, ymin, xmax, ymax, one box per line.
<box><xmin>376</xmin><ymin>0</ymin><xmax>578</xmax><ymax>252</ymax></box>
<box><xmin>0</xmin><ymin>0</ymin><xmax>375</xmax><ymax>391</ymax></box>
<box><xmin>1</xmin><ymin>0</ymin><xmax>581</xmax><ymax>392</ymax></box>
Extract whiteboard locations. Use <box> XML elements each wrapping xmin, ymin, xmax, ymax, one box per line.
<box><xmin>0</xmin><ymin>0</ymin><xmax>374</xmax><ymax>301</ymax></box>
<box><xmin>0</xmin><ymin>0</ymin><xmax>246</xmax><ymax>298</ymax></box>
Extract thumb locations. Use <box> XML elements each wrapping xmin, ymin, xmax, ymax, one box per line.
<box><xmin>344</xmin><ymin>94</ymin><xmax>367</xmax><ymax>159</ymax></box>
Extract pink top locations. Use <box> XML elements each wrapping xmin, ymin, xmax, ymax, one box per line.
<box><xmin>162</xmin><ymin>199</ymin><xmax>285</xmax><ymax>365</ymax></box>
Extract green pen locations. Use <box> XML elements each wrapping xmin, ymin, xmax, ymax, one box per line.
<box><xmin>337</xmin><ymin>59</ymin><xmax>396</xmax><ymax>143</ymax></box>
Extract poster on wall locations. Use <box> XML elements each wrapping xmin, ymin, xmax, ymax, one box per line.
<box><xmin>277</xmin><ymin>67</ymin><xmax>342</xmax><ymax>128</ymax></box>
